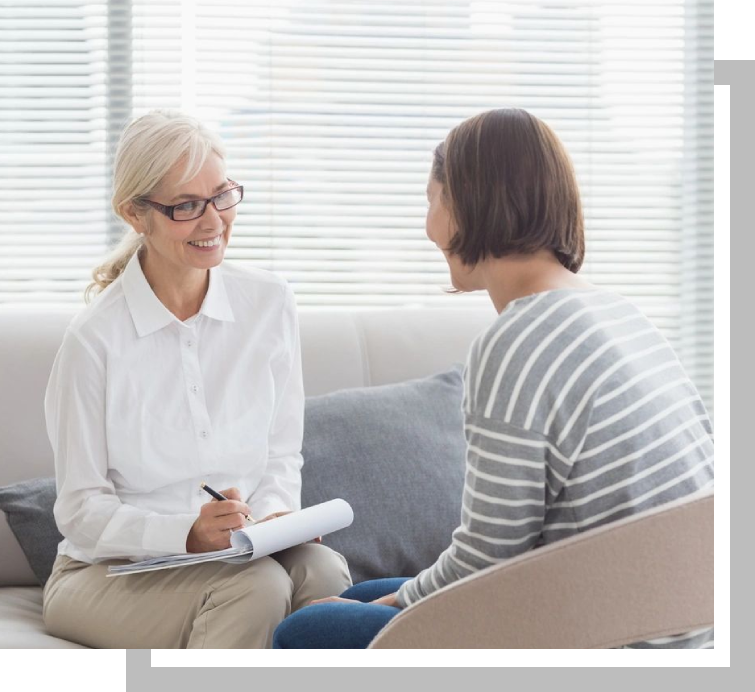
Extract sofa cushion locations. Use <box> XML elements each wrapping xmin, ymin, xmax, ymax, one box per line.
<box><xmin>0</xmin><ymin>587</ymin><xmax>88</xmax><ymax>649</ymax></box>
<box><xmin>0</xmin><ymin>478</ymin><xmax>61</xmax><ymax>587</ymax></box>
<box><xmin>301</xmin><ymin>366</ymin><xmax>466</xmax><ymax>584</ymax></box>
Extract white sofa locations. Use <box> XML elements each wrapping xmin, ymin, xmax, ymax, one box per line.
<box><xmin>0</xmin><ymin>305</ymin><xmax>496</xmax><ymax>648</ymax></box>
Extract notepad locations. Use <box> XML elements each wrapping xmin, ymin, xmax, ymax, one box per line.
<box><xmin>106</xmin><ymin>498</ymin><xmax>354</xmax><ymax>577</ymax></box>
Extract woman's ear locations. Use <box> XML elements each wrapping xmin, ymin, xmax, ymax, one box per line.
<box><xmin>120</xmin><ymin>200</ymin><xmax>147</xmax><ymax>236</ymax></box>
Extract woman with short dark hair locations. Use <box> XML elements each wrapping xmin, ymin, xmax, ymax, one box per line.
<box><xmin>272</xmin><ymin>108</ymin><xmax>714</xmax><ymax>649</ymax></box>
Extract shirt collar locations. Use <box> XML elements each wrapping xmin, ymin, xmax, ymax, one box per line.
<box><xmin>122</xmin><ymin>249</ymin><xmax>235</xmax><ymax>338</ymax></box>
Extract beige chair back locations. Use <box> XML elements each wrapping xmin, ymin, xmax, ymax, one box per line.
<box><xmin>369</xmin><ymin>493</ymin><xmax>714</xmax><ymax>649</ymax></box>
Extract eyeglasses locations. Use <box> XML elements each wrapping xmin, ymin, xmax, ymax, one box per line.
<box><xmin>140</xmin><ymin>180</ymin><xmax>244</xmax><ymax>221</ymax></box>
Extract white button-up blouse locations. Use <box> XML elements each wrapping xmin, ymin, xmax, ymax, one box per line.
<box><xmin>44</xmin><ymin>251</ymin><xmax>304</xmax><ymax>564</ymax></box>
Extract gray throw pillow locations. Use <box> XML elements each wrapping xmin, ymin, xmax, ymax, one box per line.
<box><xmin>0</xmin><ymin>477</ymin><xmax>61</xmax><ymax>586</ymax></box>
<box><xmin>301</xmin><ymin>366</ymin><xmax>466</xmax><ymax>584</ymax></box>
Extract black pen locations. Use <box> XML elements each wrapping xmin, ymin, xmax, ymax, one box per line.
<box><xmin>200</xmin><ymin>482</ymin><xmax>254</xmax><ymax>522</ymax></box>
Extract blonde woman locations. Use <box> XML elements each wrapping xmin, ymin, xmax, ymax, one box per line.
<box><xmin>42</xmin><ymin>110</ymin><xmax>351</xmax><ymax>648</ymax></box>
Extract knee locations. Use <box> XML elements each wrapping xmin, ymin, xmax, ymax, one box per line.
<box><xmin>273</xmin><ymin>604</ymin><xmax>331</xmax><ymax>649</ymax></box>
<box><xmin>225</xmin><ymin>558</ymin><xmax>294</xmax><ymax>621</ymax></box>
<box><xmin>289</xmin><ymin>544</ymin><xmax>352</xmax><ymax>595</ymax></box>
<box><xmin>42</xmin><ymin>592</ymin><xmax>67</xmax><ymax>640</ymax></box>
<box><xmin>272</xmin><ymin>609</ymin><xmax>301</xmax><ymax>649</ymax></box>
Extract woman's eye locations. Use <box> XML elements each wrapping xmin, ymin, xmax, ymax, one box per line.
<box><xmin>177</xmin><ymin>201</ymin><xmax>202</xmax><ymax>213</ymax></box>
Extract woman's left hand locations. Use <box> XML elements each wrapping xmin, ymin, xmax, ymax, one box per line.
<box><xmin>258</xmin><ymin>510</ymin><xmax>291</xmax><ymax>522</ymax></box>
<box><xmin>309</xmin><ymin>596</ymin><xmax>361</xmax><ymax>606</ymax></box>
<box><xmin>308</xmin><ymin>592</ymin><xmax>399</xmax><ymax>607</ymax></box>
<box><xmin>370</xmin><ymin>592</ymin><xmax>399</xmax><ymax>608</ymax></box>
<box><xmin>257</xmin><ymin>510</ymin><xmax>322</xmax><ymax>543</ymax></box>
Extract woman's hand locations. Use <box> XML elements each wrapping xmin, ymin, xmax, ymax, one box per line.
<box><xmin>370</xmin><ymin>592</ymin><xmax>399</xmax><ymax>608</ymax></box>
<box><xmin>186</xmin><ymin>487</ymin><xmax>252</xmax><ymax>553</ymax></box>
<box><xmin>257</xmin><ymin>510</ymin><xmax>292</xmax><ymax>522</ymax></box>
<box><xmin>257</xmin><ymin>510</ymin><xmax>322</xmax><ymax>543</ymax></box>
<box><xmin>308</xmin><ymin>592</ymin><xmax>399</xmax><ymax>607</ymax></box>
<box><xmin>309</xmin><ymin>596</ymin><xmax>361</xmax><ymax>606</ymax></box>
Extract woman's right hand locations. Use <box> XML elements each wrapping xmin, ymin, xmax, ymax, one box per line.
<box><xmin>186</xmin><ymin>487</ymin><xmax>252</xmax><ymax>553</ymax></box>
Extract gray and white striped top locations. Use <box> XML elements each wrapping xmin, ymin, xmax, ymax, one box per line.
<box><xmin>395</xmin><ymin>288</ymin><xmax>714</xmax><ymax>649</ymax></box>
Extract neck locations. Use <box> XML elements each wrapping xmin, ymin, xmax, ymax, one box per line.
<box><xmin>138</xmin><ymin>247</ymin><xmax>209</xmax><ymax>321</ymax></box>
<box><xmin>476</xmin><ymin>251</ymin><xmax>593</xmax><ymax>314</ymax></box>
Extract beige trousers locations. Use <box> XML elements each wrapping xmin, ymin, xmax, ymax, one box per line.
<box><xmin>42</xmin><ymin>543</ymin><xmax>351</xmax><ymax>649</ymax></box>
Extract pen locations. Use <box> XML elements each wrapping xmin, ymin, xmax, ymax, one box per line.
<box><xmin>200</xmin><ymin>482</ymin><xmax>254</xmax><ymax>522</ymax></box>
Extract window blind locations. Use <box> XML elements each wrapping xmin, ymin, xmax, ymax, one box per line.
<box><xmin>0</xmin><ymin>0</ymin><xmax>713</xmax><ymax>414</ymax></box>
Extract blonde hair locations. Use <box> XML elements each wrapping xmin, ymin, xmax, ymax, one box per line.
<box><xmin>85</xmin><ymin>110</ymin><xmax>226</xmax><ymax>302</ymax></box>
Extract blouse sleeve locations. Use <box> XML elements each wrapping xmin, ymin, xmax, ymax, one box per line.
<box><xmin>45</xmin><ymin>329</ymin><xmax>197</xmax><ymax>560</ymax></box>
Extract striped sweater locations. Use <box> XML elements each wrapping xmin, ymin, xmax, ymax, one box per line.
<box><xmin>395</xmin><ymin>288</ymin><xmax>714</xmax><ymax>649</ymax></box>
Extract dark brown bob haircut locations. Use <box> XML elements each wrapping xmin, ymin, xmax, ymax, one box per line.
<box><xmin>432</xmin><ymin>108</ymin><xmax>585</xmax><ymax>273</ymax></box>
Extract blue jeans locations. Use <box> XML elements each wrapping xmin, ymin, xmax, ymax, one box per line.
<box><xmin>272</xmin><ymin>577</ymin><xmax>411</xmax><ymax>648</ymax></box>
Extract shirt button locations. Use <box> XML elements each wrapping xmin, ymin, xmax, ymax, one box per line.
<box><xmin>191</xmin><ymin>385</ymin><xmax>199</xmax><ymax>394</ymax></box>
<box><xmin>200</xmin><ymin>430</ymin><xmax>208</xmax><ymax>439</ymax></box>
<box><xmin>186</xmin><ymin>340</ymin><xmax>193</xmax><ymax>347</ymax></box>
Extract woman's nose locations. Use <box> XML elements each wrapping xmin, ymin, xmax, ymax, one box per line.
<box><xmin>201</xmin><ymin>200</ymin><xmax>224</xmax><ymax>226</ymax></box>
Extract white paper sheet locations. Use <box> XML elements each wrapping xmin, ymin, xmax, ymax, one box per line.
<box><xmin>230</xmin><ymin>498</ymin><xmax>354</xmax><ymax>558</ymax></box>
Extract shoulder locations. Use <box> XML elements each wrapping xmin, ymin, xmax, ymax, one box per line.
<box><xmin>466</xmin><ymin>288</ymin><xmax>660</xmax><ymax>427</ymax></box>
<box><xmin>62</xmin><ymin>278</ymin><xmax>131</xmax><ymax>367</ymax></box>
<box><xmin>469</xmin><ymin>288</ymin><xmax>634</xmax><ymax>375</ymax></box>
<box><xmin>220</xmin><ymin>260</ymin><xmax>289</xmax><ymax>291</ymax></box>
<box><xmin>219</xmin><ymin>262</ymin><xmax>299</xmax><ymax>344</ymax></box>
<box><xmin>219</xmin><ymin>261</ymin><xmax>293</xmax><ymax>305</ymax></box>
